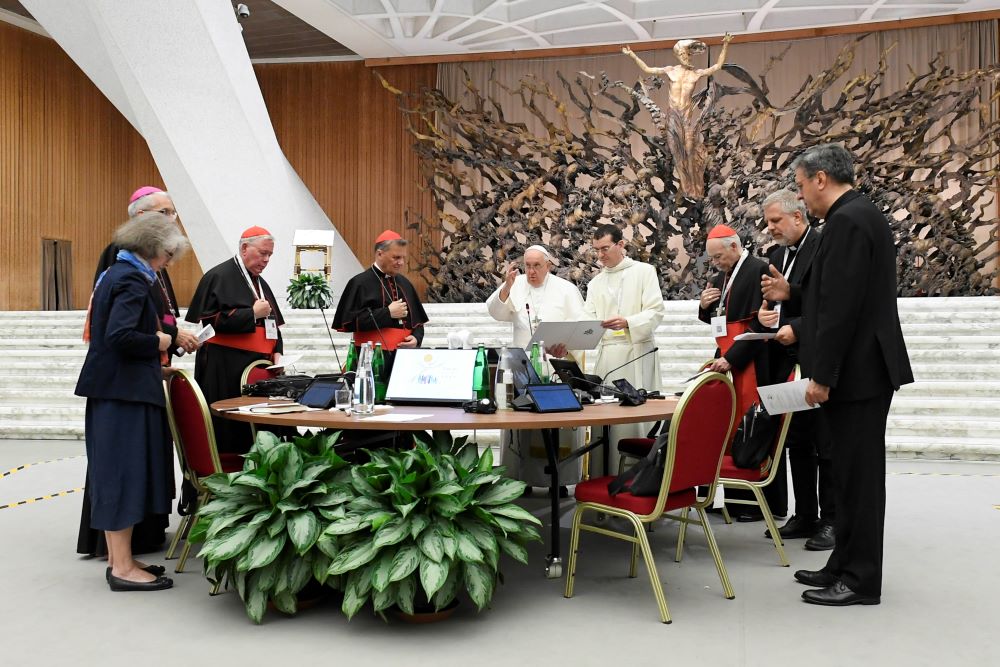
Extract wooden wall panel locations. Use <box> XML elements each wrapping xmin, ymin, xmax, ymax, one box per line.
<box><xmin>0</xmin><ymin>21</ymin><xmax>205</xmax><ymax>311</ymax></box>
<box><xmin>254</xmin><ymin>62</ymin><xmax>438</xmax><ymax>294</ymax></box>
<box><xmin>0</xmin><ymin>23</ymin><xmax>436</xmax><ymax>309</ymax></box>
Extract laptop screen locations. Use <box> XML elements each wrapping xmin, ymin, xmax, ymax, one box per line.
<box><xmin>502</xmin><ymin>347</ymin><xmax>541</xmax><ymax>397</ymax></box>
<box><xmin>385</xmin><ymin>349</ymin><xmax>478</xmax><ymax>404</ymax></box>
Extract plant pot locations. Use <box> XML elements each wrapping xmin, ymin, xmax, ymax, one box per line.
<box><xmin>391</xmin><ymin>598</ymin><xmax>460</xmax><ymax>624</ymax></box>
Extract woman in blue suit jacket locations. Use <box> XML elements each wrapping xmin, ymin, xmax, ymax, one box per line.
<box><xmin>76</xmin><ymin>213</ymin><xmax>189</xmax><ymax>592</ymax></box>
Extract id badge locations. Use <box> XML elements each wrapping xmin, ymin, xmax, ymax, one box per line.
<box><xmin>710</xmin><ymin>315</ymin><xmax>727</xmax><ymax>338</ymax></box>
<box><xmin>264</xmin><ymin>317</ymin><xmax>278</xmax><ymax>340</ymax></box>
<box><xmin>770</xmin><ymin>303</ymin><xmax>782</xmax><ymax>329</ymax></box>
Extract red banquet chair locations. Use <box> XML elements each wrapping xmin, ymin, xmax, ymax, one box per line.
<box><xmin>164</xmin><ymin>369</ymin><xmax>243</xmax><ymax>575</ymax></box>
<box><xmin>616</xmin><ymin>360</ymin><xmax>715</xmax><ymax>472</ymax></box>
<box><xmin>240</xmin><ymin>359</ymin><xmax>277</xmax><ymax>442</ymax></box>
<box><xmin>564</xmin><ymin>372</ymin><xmax>737</xmax><ymax>624</ymax></box>
<box><xmin>713</xmin><ymin>366</ymin><xmax>799</xmax><ymax>567</ymax></box>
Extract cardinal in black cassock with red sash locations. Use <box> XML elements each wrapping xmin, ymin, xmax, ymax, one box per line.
<box><xmin>332</xmin><ymin>230</ymin><xmax>428</xmax><ymax>360</ymax></box>
<box><xmin>185</xmin><ymin>226</ymin><xmax>284</xmax><ymax>454</ymax></box>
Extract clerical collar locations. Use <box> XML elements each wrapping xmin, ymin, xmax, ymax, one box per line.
<box><xmin>603</xmin><ymin>256</ymin><xmax>635</xmax><ymax>274</ymax></box>
<box><xmin>787</xmin><ymin>226</ymin><xmax>811</xmax><ymax>252</ymax></box>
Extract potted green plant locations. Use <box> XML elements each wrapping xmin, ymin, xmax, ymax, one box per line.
<box><xmin>323</xmin><ymin>430</ymin><xmax>542</xmax><ymax>620</ymax></box>
<box><xmin>286</xmin><ymin>272</ymin><xmax>333</xmax><ymax>310</ymax></box>
<box><xmin>191</xmin><ymin>430</ymin><xmax>354</xmax><ymax>623</ymax></box>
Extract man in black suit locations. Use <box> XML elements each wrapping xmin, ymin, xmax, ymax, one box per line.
<box><xmin>763</xmin><ymin>144</ymin><xmax>913</xmax><ymax>606</ymax></box>
<box><xmin>757</xmin><ymin>189</ymin><xmax>835</xmax><ymax>550</ymax></box>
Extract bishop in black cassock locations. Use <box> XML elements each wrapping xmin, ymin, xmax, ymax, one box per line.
<box><xmin>186</xmin><ymin>226</ymin><xmax>284</xmax><ymax>454</ymax></box>
<box><xmin>332</xmin><ymin>230</ymin><xmax>428</xmax><ymax>361</ymax></box>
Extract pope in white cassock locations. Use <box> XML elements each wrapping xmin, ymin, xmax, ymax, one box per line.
<box><xmin>584</xmin><ymin>224</ymin><xmax>665</xmax><ymax>475</ymax></box>
<box><xmin>486</xmin><ymin>245</ymin><xmax>586</xmax><ymax>488</ymax></box>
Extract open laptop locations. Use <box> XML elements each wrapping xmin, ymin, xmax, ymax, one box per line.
<box><xmin>385</xmin><ymin>348</ymin><xmax>478</xmax><ymax>405</ymax></box>
<box><xmin>501</xmin><ymin>347</ymin><xmax>542</xmax><ymax>398</ymax></box>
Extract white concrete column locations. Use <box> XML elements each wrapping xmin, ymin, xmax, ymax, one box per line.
<box><xmin>20</xmin><ymin>0</ymin><xmax>361</xmax><ymax>300</ymax></box>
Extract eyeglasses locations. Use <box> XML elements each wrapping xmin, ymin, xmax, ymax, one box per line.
<box><xmin>149</xmin><ymin>208</ymin><xmax>178</xmax><ymax>219</ymax></box>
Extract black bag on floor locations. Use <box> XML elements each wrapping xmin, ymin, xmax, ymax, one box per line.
<box><xmin>731</xmin><ymin>402</ymin><xmax>777</xmax><ymax>469</ymax></box>
<box><xmin>608</xmin><ymin>432</ymin><xmax>669</xmax><ymax>497</ymax></box>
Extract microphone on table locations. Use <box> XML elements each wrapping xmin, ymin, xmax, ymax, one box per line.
<box><xmin>365</xmin><ymin>307</ymin><xmax>390</xmax><ymax>350</ymax></box>
<box><xmin>525</xmin><ymin>303</ymin><xmax>535</xmax><ymax>338</ymax></box>
<box><xmin>599</xmin><ymin>346</ymin><xmax>660</xmax><ymax>388</ymax></box>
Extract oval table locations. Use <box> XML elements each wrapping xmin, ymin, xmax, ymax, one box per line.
<box><xmin>212</xmin><ymin>396</ymin><xmax>678</xmax><ymax>577</ymax></box>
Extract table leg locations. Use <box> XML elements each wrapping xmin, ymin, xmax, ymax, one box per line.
<box><xmin>541</xmin><ymin>427</ymin><xmax>563</xmax><ymax>578</ymax></box>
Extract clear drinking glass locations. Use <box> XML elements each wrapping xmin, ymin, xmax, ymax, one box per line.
<box><xmin>334</xmin><ymin>388</ymin><xmax>352</xmax><ymax>410</ymax></box>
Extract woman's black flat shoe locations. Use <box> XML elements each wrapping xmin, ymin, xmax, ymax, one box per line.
<box><xmin>108</xmin><ymin>573</ymin><xmax>173</xmax><ymax>592</ymax></box>
<box><xmin>105</xmin><ymin>565</ymin><xmax>167</xmax><ymax>582</ymax></box>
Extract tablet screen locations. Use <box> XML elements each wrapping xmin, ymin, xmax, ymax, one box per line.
<box><xmin>297</xmin><ymin>378</ymin><xmax>344</xmax><ymax>408</ymax></box>
<box><xmin>525</xmin><ymin>383</ymin><xmax>582</xmax><ymax>413</ymax></box>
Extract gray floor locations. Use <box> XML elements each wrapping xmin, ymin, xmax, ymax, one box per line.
<box><xmin>1</xmin><ymin>439</ymin><xmax>997</xmax><ymax>666</ymax></box>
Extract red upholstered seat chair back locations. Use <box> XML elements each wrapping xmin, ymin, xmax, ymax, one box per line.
<box><xmin>665</xmin><ymin>374</ymin><xmax>736</xmax><ymax>494</ymax></box>
<box><xmin>243</xmin><ymin>361</ymin><xmax>276</xmax><ymax>389</ymax></box>
<box><xmin>166</xmin><ymin>370</ymin><xmax>223</xmax><ymax>479</ymax></box>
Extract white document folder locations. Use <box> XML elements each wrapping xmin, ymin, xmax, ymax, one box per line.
<box><xmin>528</xmin><ymin>320</ymin><xmax>605</xmax><ymax>350</ymax></box>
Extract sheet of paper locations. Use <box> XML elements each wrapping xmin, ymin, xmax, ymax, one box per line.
<box><xmin>196</xmin><ymin>323</ymin><xmax>215</xmax><ymax>344</ymax></box>
<box><xmin>528</xmin><ymin>320</ymin><xmax>605</xmax><ymax>350</ymax></box>
<box><xmin>267</xmin><ymin>353</ymin><xmax>303</xmax><ymax>370</ymax></box>
<box><xmin>756</xmin><ymin>379</ymin><xmax>820</xmax><ymax>415</ymax></box>
<box><xmin>733</xmin><ymin>331</ymin><xmax>776</xmax><ymax>341</ymax></box>
<box><xmin>358</xmin><ymin>413</ymin><xmax>432</xmax><ymax>423</ymax></box>
<box><xmin>233</xmin><ymin>402</ymin><xmax>291</xmax><ymax>413</ymax></box>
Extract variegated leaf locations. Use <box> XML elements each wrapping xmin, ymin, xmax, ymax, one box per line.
<box><xmin>238</xmin><ymin>532</ymin><xmax>286</xmax><ymax>571</ymax></box>
<box><xmin>463</xmin><ymin>561</ymin><xmax>494</xmax><ymax>611</ymax></box>
<box><xmin>476</xmin><ymin>446</ymin><xmax>493</xmax><ymax>473</ymax></box>
<box><xmin>455</xmin><ymin>531</ymin><xmax>484</xmax><ymax>563</ymax></box>
<box><xmin>315</xmin><ymin>535</ymin><xmax>340</xmax><ymax>559</ymax></box>
<box><xmin>432</xmin><ymin>562</ymin><xmax>461</xmax><ymax>610</ymax></box>
<box><xmin>202</xmin><ymin>522</ymin><xmax>258</xmax><ymax>561</ymax></box>
<box><xmin>371</xmin><ymin>547</ymin><xmax>397</xmax><ymax>592</ymax></box>
<box><xmin>327</xmin><ymin>540</ymin><xmax>379</xmax><ymax>576</ymax></box>
<box><xmin>475</xmin><ymin>479</ymin><xmax>526</xmax><ymax>506</ymax></box>
<box><xmin>323</xmin><ymin>516</ymin><xmax>369</xmax><ymax>536</ymax></box>
<box><xmin>389</xmin><ymin>544</ymin><xmax>421</xmax><ymax>582</ymax></box>
<box><xmin>373</xmin><ymin>517</ymin><xmax>411</xmax><ymax>549</ymax></box>
<box><xmin>417</xmin><ymin>525</ymin><xmax>444</xmax><ymax>562</ymax></box>
<box><xmin>498</xmin><ymin>536</ymin><xmax>529</xmax><ymax>564</ymax></box>
<box><xmin>396</xmin><ymin>575</ymin><xmax>417</xmax><ymax>615</ymax></box>
<box><xmin>488</xmin><ymin>503</ymin><xmax>542</xmax><ymax>525</ymax></box>
<box><xmin>420</xmin><ymin>558</ymin><xmax>450</xmax><ymax>600</ymax></box>
<box><xmin>287</xmin><ymin>510</ymin><xmax>321</xmax><ymax>555</ymax></box>
<box><xmin>409</xmin><ymin>514</ymin><xmax>430</xmax><ymax>539</ymax></box>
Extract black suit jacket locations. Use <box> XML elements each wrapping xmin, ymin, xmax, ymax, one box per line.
<box><xmin>75</xmin><ymin>262</ymin><xmax>165</xmax><ymax>406</ymax></box>
<box><xmin>762</xmin><ymin>226</ymin><xmax>821</xmax><ymax>380</ymax></box>
<box><xmin>799</xmin><ymin>190</ymin><xmax>913</xmax><ymax>402</ymax></box>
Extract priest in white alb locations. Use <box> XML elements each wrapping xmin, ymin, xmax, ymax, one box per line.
<box><xmin>584</xmin><ymin>223</ymin><xmax>665</xmax><ymax>475</ymax></box>
<box><xmin>486</xmin><ymin>244</ymin><xmax>586</xmax><ymax>488</ymax></box>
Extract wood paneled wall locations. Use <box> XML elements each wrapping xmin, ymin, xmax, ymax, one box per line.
<box><xmin>0</xmin><ymin>21</ymin><xmax>192</xmax><ymax>311</ymax></box>
<box><xmin>253</xmin><ymin>61</ymin><xmax>437</xmax><ymax>294</ymax></box>
<box><xmin>0</xmin><ymin>20</ymin><xmax>437</xmax><ymax>310</ymax></box>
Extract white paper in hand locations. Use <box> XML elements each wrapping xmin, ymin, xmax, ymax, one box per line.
<box><xmin>196</xmin><ymin>324</ymin><xmax>215</xmax><ymax>344</ymax></box>
<box><xmin>756</xmin><ymin>379</ymin><xmax>819</xmax><ymax>415</ymax></box>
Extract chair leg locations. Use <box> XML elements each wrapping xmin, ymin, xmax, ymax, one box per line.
<box><xmin>753</xmin><ymin>486</ymin><xmax>789</xmax><ymax>567</ymax></box>
<box><xmin>617</xmin><ymin>454</ymin><xmax>627</xmax><ymax>474</ymax></box>
<box><xmin>695</xmin><ymin>506</ymin><xmax>735</xmax><ymax>600</ymax></box>
<box><xmin>629</xmin><ymin>535</ymin><xmax>639</xmax><ymax>578</ymax></box>
<box><xmin>675</xmin><ymin>507</ymin><xmax>689</xmax><ymax>563</ymax></box>
<box><xmin>176</xmin><ymin>539</ymin><xmax>194</xmax><ymax>574</ymax></box>
<box><xmin>563</xmin><ymin>506</ymin><xmax>586</xmax><ymax>599</ymax></box>
<box><xmin>721</xmin><ymin>505</ymin><xmax>733</xmax><ymax>524</ymax></box>
<box><xmin>210</xmin><ymin>575</ymin><xmax>225</xmax><ymax>596</ymax></box>
<box><xmin>165</xmin><ymin>513</ymin><xmax>189</xmax><ymax>561</ymax></box>
<box><xmin>625</xmin><ymin>513</ymin><xmax>671</xmax><ymax>624</ymax></box>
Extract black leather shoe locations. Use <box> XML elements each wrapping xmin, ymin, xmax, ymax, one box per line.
<box><xmin>108</xmin><ymin>573</ymin><xmax>174</xmax><ymax>592</ymax></box>
<box><xmin>106</xmin><ymin>565</ymin><xmax>167</xmax><ymax>582</ymax></box>
<box><xmin>805</xmin><ymin>523</ymin><xmax>836</xmax><ymax>551</ymax></box>
<box><xmin>735</xmin><ymin>510</ymin><xmax>764</xmax><ymax>523</ymax></box>
<box><xmin>794</xmin><ymin>569</ymin><xmax>838</xmax><ymax>587</ymax></box>
<box><xmin>802</xmin><ymin>581</ymin><xmax>879</xmax><ymax>606</ymax></box>
<box><xmin>765</xmin><ymin>515</ymin><xmax>819</xmax><ymax>539</ymax></box>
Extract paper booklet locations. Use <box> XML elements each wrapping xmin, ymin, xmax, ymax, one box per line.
<box><xmin>528</xmin><ymin>320</ymin><xmax>605</xmax><ymax>350</ymax></box>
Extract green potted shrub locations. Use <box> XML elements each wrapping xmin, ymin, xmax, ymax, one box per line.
<box><xmin>286</xmin><ymin>272</ymin><xmax>333</xmax><ymax>309</ymax></box>
<box><xmin>191</xmin><ymin>430</ymin><xmax>354</xmax><ymax>623</ymax></box>
<box><xmin>323</xmin><ymin>430</ymin><xmax>542</xmax><ymax>620</ymax></box>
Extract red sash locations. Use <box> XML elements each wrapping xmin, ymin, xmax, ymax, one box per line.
<box><xmin>715</xmin><ymin>320</ymin><xmax>759</xmax><ymax>447</ymax></box>
<box><xmin>208</xmin><ymin>325</ymin><xmax>276</xmax><ymax>356</ymax></box>
<box><xmin>355</xmin><ymin>328</ymin><xmax>411</xmax><ymax>352</ymax></box>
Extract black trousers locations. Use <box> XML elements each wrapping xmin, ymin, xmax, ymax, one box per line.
<box><xmin>786</xmin><ymin>408</ymin><xmax>835</xmax><ymax>522</ymax></box>
<box><xmin>820</xmin><ymin>391</ymin><xmax>893</xmax><ymax>597</ymax></box>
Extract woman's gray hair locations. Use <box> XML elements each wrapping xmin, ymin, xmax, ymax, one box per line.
<box><xmin>763</xmin><ymin>189</ymin><xmax>808</xmax><ymax>219</ymax></box>
<box><xmin>127</xmin><ymin>191</ymin><xmax>169</xmax><ymax>217</ymax></box>
<box><xmin>790</xmin><ymin>144</ymin><xmax>855</xmax><ymax>185</ymax></box>
<box><xmin>113</xmin><ymin>212</ymin><xmax>190</xmax><ymax>261</ymax></box>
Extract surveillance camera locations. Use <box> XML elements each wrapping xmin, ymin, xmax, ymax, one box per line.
<box><xmin>236</xmin><ymin>3</ymin><xmax>250</xmax><ymax>19</ymax></box>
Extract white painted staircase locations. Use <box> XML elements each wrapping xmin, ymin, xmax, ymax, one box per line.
<box><xmin>1</xmin><ymin>297</ymin><xmax>998</xmax><ymax>460</ymax></box>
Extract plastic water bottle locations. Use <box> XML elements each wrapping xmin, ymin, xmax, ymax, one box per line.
<box><xmin>352</xmin><ymin>342</ymin><xmax>376</xmax><ymax>415</ymax></box>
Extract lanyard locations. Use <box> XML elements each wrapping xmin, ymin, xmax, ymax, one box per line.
<box><xmin>234</xmin><ymin>256</ymin><xmax>261</xmax><ymax>300</ymax></box>
<box><xmin>717</xmin><ymin>249</ymin><xmax>749</xmax><ymax>316</ymax></box>
<box><xmin>780</xmin><ymin>227</ymin><xmax>810</xmax><ymax>277</ymax></box>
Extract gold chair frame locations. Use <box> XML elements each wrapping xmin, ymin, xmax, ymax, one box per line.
<box><xmin>239</xmin><ymin>359</ymin><xmax>273</xmax><ymax>443</ymax></box>
<box><xmin>563</xmin><ymin>372</ymin><xmax>737</xmax><ymax>624</ymax></box>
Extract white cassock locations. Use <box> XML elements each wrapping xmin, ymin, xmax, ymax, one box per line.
<box><xmin>486</xmin><ymin>272</ymin><xmax>587</xmax><ymax>487</ymax></box>
<box><xmin>584</xmin><ymin>257</ymin><xmax>665</xmax><ymax>475</ymax></box>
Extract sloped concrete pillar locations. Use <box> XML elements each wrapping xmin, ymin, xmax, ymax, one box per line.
<box><xmin>20</xmin><ymin>0</ymin><xmax>361</xmax><ymax>299</ymax></box>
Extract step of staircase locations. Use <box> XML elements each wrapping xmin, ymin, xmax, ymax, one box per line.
<box><xmin>1</xmin><ymin>296</ymin><xmax>998</xmax><ymax>460</ymax></box>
